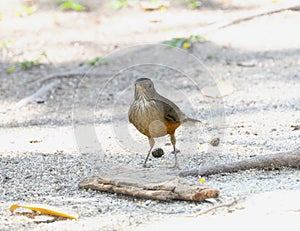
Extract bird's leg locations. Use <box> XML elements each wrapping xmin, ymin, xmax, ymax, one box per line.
<box><xmin>170</xmin><ymin>134</ymin><xmax>180</xmax><ymax>154</ymax></box>
<box><xmin>143</xmin><ymin>137</ymin><xmax>155</xmax><ymax>168</ymax></box>
<box><xmin>170</xmin><ymin>134</ymin><xmax>180</xmax><ymax>169</ymax></box>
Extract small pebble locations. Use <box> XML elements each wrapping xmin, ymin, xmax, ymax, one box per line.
<box><xmin>209</xmin><ymin>138</ymin><xmax>220</xmax><ymax>146</ymax></box>
<box><xmin>35</xmin><ymin>98</ymin><xmax>45</xmax><ymax>104</ymax></box>
<box><xmin>152</xmin><ymin>148</ymin><xmax>164</xmax><ymax>158</ymax></box>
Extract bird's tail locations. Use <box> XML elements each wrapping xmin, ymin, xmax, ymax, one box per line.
<box><xmin>182</xmin><ymin>117</ymin><xmax>201</xmax><ymax>126</ymax></box>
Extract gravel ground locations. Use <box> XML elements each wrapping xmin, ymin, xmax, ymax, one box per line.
<box><xmin>1</xmin><ymin>0</ymin><xmax>300</xmax><ymax>230</ymax></box>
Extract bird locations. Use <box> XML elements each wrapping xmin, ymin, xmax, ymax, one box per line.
<box><xmin>128</xmin><ymin>78</ymin><xmax>200</xmax><ymax>168</ymax></box>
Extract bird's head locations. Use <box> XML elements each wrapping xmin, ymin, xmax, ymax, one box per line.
<box><xmin>134</xmin><ymin>78</ymin><xmax>156</xmax><ymax>100</ymax></box>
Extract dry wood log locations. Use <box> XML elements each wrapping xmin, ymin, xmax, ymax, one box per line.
<box><xmin>179</xmin><ymin>150</ymin><xmax>300</xmax><ymax>177</ymax></box>
<box><xmin>79</xmin><ymin>166</ymin><xmax>219</xmax><ymax>201</ymax></box>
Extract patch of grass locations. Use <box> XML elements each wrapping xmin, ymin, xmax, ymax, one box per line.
<box><xmin>86</xmin><ymin>57</ymin><xmax>108</xmax><ymax>66</ymax></box>
<box><xmin>6</xmin><ymin>52</ymin><xmax>49</xmax><ymax>73</ymax></box>
<box><xmin>181</xmin><ymin>0</ymin><xmax>202</xmax><ymax>9</ymax></box>
<box><xmin>6</xmin><ymin>51</ymin><xmax>48</xmax><ymax>73</ymax></box>
<box><xmin>59</xmin><ymin>0</ymin><xmax>86</xmax><ymax>11</ymax></box>
<box><xmin>163</xmin><ymin>35</ymin><xmax>205</xmax><ymax>49</ymax></box>
<box><xmin>109</xmin><ymin>0</ymin><xmax>129</xmax><ymax>9</ymax></box>
<box><xmin>20</xmin><ymin>60</ymin><xmax>39</xmax><ymax>69</ymax></box>
<box><xmin>6</xmin><ymin>59</ymin><xmax>40</xmax><ymax>73</ymax></box>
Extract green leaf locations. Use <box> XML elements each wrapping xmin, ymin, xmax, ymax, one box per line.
<box><xmin>59</xmin><ymin>1</ymin><xmax>86</xmax><ymax>11</ymax></box>
<box><xmin>6</xmin><ymin>66</ymin><xmax>16</xmax><ymax>73</ymax></box>
<box><xmin>20</xmin><ymin>59</ymin><xmax>39</xmax><ymax>69</ymax></box>
<box><xmin>163</xmin><ymin>34</ymin><xmax>205</xmax><ymax>49</ymax></box>
<box><xmin>194</xmin><ymin>35</ymin><xmax>206</xmax><ymax>42</ymax></box>
<box><xmin>21</xmin><ymin>61</ymin><xmax>34</xmax><ymax>69</ymax></box>
<box><xmin>41</xmin><ymin>51</ymin><xmax>48</xmax><ymax>58</ymax></box>
<box><xmin>181</xmin><ymin>0</ymin><xmax>202</xmax><ymax>9</ymax></box>
<box><xmin>189</xmin><ymin>1</ymin><xmax>202</xmax><ymax>9</ymax></box>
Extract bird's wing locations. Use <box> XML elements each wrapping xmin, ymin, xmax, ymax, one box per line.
<box><xmin>156</xmin><ymin>96</ymin><xmax>186</xmax><ymax>123</ymax></box>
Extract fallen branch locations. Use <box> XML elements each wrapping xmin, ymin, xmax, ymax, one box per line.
<box><xmin>201</xmin><ymin>2</ymin><xmax>300</xmax><ymax>33</ymax></box>
<box><xmin>9</xmin><ymin>80</ymin><xmax>60</xmax><ymax>111</ymax></box>
<box><xmin>179</xmin><ymin>150</ymin><xmax>300</xmax><ymax>177</ymax></box>
<box><xmin>79</xmin><ymin>166</ymin><xmax>219</xmax><ymax>201</ymax></box>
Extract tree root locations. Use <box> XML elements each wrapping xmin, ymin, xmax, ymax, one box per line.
<box><xmin>8</xmin><ymin>80</ymin><xmax>61</xmax><ymax>111</ymax></box>
<box><xmin>201</xmin><ymin>2</ymin><xmax>300</xmax><ymax>33</ymax></box>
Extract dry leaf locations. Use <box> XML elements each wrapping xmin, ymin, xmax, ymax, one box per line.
<box><xmin>10</xmin><ymin>204</ymin><xmax>78</xmax><ymax>220</ymax></box>
<box><xmin>237</xmin><ymin>60</ymin><xmax>257</xmax><ymax>67</ymax></box>
<box><xmin>291</xmin><ymin>125</ymin><xmax>300</xmax><ymax>131</ymax></box>
<box><xmin>201</xmin><ymin>79</ymin><xmax>235</xmax><ymax>98</ymax></box>
<box><xmin>29</xmin><ymin>140</ymin><xmax>42</xmax><ymax>143</ymax></box>
<box><xmin>139</xmin><ymin>0</ymin><xmax>169</xmax><ymax>11</ymax></box>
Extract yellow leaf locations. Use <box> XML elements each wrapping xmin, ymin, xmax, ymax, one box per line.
<box><xmin>198</xmin><ymin>177</ymin><xmax>206</xmax><ymax>183</ymax></box>
<box><xmin>201</xmin><ymin>79</ymin><xmax>235</xmax><ymax>98</ymax></box>
<box><xmin>10</xmin><ymin>204</ymin><xmax>78</xmax><ymax>220</ymax></box>
<box><xmin>159</xmin><ymin>6</ymin><xmax>167</xmax><ymax>11</ymax></box>
<box><xmin>182</xmin><ymin>42</ymin><xmax>190</xmax><ymax>49</ymax></box>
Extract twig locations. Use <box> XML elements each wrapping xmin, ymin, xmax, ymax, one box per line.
<box><xmin>8</xmin><ymin>80</ymin><xmax>60</xmax><ymax>111</ymax></box>
<box><xmin>186</xmin><ymin>197</ymin><xmax>244</xmax><ymax>217</ymax></box>
<box><xmin>179</xmin><ymin>150</ymin><xmax>300</xmax><ymax>177</ymax></box>
<box><xmin>201</xmin><ymin>2</ymin><xmax>300</xmax><ymax>34</ymax></box>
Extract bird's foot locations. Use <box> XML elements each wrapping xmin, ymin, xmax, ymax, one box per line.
<box><xmin>170</xmin><ymin>148</ymin><xmax>180</xmax><ymax>169</ymax></box>
<box><xmin>142</xmin><ymin>163</ymin><xmax>150</xmax><ymax>168</ymax></box>
<box><xmin>168</xmin><ymin>162</ymin><xmax>181</xmax><ymax>170</ymax></box>
<box><xmin>172</xmin><ymin>163</ymin><xmax>181</xmax><ymax>170</ymax></box>
<box><xmin>171</xmin><ymin>149</ymin><xmax>180</xmax><ymax>154</ymax></box>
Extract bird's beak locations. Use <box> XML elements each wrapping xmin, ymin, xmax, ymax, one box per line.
<box><xmin>135</xmin><ymin>84</ymin><xmax>143</xmax><ymax>90</ymax></box>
